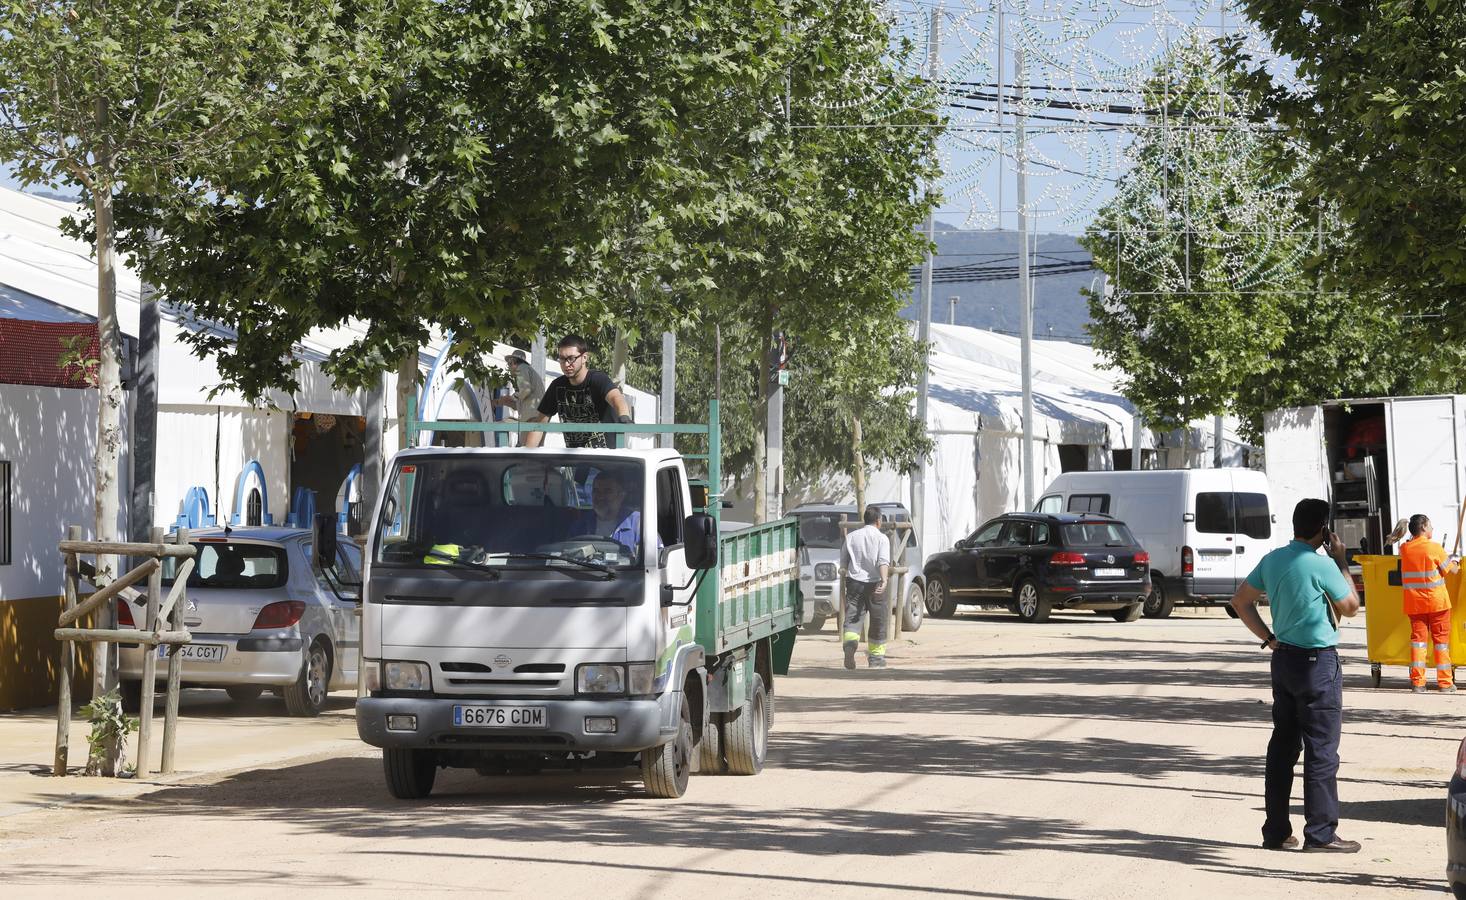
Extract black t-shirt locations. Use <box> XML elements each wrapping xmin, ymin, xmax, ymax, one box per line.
<box><xmin>537</xmin><ymin>369</ymin><xmax>617</xmax><ymax>448</ymax></box>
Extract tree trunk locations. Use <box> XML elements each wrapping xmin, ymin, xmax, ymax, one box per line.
<box><xmin>396</xmin><ymin>350</ymin><xmax>418</xmax><ymax>450</ymax></box>
<box><xmin>752</xmin><ymin>303</ymin><xmax>775</xmax><ymax>523</ymax></box>
<box><xmin>92</xmin><ymin>106</ymin><xmax>122</xmax><ymax>776</ymax></box>
<box><xmin>852</xmin><ymin>413</ymin><xmax>866</xmax><ymax>513</ymax></box>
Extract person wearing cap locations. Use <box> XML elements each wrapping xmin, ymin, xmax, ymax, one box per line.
<box><xmin>493</xmin><ymin>350</ymin><xmax>546</xmax><ymax>421</ymax></box>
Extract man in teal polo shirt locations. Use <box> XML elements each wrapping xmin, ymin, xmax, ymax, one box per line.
<box><xmin>1230</xmin><ymin>498</ymin><xmax>1361</xmax><ymax>853</ymax></box>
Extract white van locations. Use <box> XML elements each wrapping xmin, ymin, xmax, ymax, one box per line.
<box><xmin>1035</xmin><ymin>469</ymin><xmax>1280</xmax><ymax>618</ymax></box>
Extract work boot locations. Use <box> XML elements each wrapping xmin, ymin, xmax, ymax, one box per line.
<box><xmin>1441</xmin><ymin>684</ymin><xmax>1458</xmax><ymax>693</ymax></box>
<box><xmin>867</xmin><ymin>656</ymin><xmax>887</xmax><ymax>670</ymax></box>
<box><xmin>843</xmin><ymin>642</ymin><xmax>857</xmax><ymax>670</ymax></box>
<box><xmin>1412</xmin><ymin>684</ymin><xmax>1428</xmax><ymax>694</ymax></box>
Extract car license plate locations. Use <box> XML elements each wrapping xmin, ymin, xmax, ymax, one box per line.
<box><xmin>159</xmin><ymin>643</ymin><xmax>227</xmax><ymax>662</ymax></box>
<box><xmin>1093</xmin><ymin>568</ymin><xmax>1125</xmax><ymax>578</ymax></box>
<box><xmin>454</xmin><ymin>705</ymin><xmax>547</xmax><ymax>729</ymax></box>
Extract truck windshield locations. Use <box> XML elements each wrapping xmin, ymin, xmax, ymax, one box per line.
<box><xmin>374</xmin><ymin>455</ymin><xmax>646</xmax><ymax>571</ymax></box>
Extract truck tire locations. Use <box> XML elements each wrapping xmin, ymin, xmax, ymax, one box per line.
<box><xmin>1014</xmin><ymin>578</ymin><xmax>1051</xmax><ymax>623</ymax></box>
<box><xmin>802</xmin><ymin>615</ymin><xmax>827</xmax><ymax>635</ymax></box>
<box><xmin>901</xmin><ymin>581</ymin><xmax>924</xmax><ymax>632</ymax></box>
<box><xmin>383</xmin><ymin>748</ymin><xmax>437</xmax><ymax>799</ymax></box>
<box><xmin>119</xmin><ymin>679</ymin><xmax>143</xmax><ymax>714</ymax></box>
<box><xmin>642</xmin><ymin>694</ymin><xmax>693</xmax><ymax>798</ymax></box>
<box><xmin>725</xmin><ymin>674</ymin><xmax>770</xmax><ymax>775</ymax></box>
<box><xmin>926</xmin><ymin>575</ymin><xmax>958</xmax><ymax>619</ymax></box>
<box><xmin>284</xmin><ymin>641</ymin><xmax>331</xmax><ymax>717</ymax></box>
<box><xmin>1143</xmin><ymin>581</ymin><xmax>1174</xmax><ymax>619</ymax></box>
<box><xmin>225</xmin><ymin>685</ymin><xmax>263</xmax><ymax>703</ymax></box>
<box><xmin>697</xmin><ymin>713</ymin><xmax>726</xmax><ymax>774</ymax></box>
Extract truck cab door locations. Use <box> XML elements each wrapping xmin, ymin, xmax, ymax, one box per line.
<box><xmin>1387</xmin><ymin>397</ymin><xmax>1463</xmax><ymax>550</ymax></box>
<box><xmin>655</xmin><ymin>467</ymin><xmax>696</xmax><ymax>652</ymax></box>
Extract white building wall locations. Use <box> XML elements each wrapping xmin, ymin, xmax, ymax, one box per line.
<box><xmin>0</xmin><ymin>385</ymin><xmax>119</xmax><ymax>599</ymax></box>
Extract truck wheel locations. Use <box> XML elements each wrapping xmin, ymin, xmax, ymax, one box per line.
<box><xmin>1014</xmin><ymin>578</ymin><xmax>1051</xmax><ymax>623</ymax></box>
<box><xmin>383</xmin><ymin>748</ymin><xmax>437</xmax><ymax>799</ymax></box>
<box><xmin>926</xmin><ymin>575</ymin><xmax>957</xmax><ymax>619</ymax></box>
<box><xmin>1370</xmin><ymin>663</ymin><xmax>1382</xmax><ymax>688</ymax></box>
<box><xmin>642</xmin><ymin>694</ymin><xmax>693</xmax><ymax>798</ymax></box>
<box><xmin>284</xmin><ymin>641</ymin><xmax>330</xmax><ymax>717</ymax></box>
<box><xmin>119</xmin><ymin>679</ymin><xmax>143</xmax><ymax>714</ymax></box>
<box><xmin>1111</xmin><ymin>603</ymin><xmax>1143</xmax><ymax>623</ymax></box>
<box><xmin>1143</xmin><ymin>581</ymin><xmax>1174</xmax><ymax>619</ymax></box>
<box><xmin>802</xmin><ymin>615</ymin><xmax>827</xmax><ymax>635</ymax></box>
<box><xmin>725</xmin><ymin>674</ymin><xmax>770</xmax><ymax>775</ymax></box>
<box><xmin>901</xmin><ymin>581</ymin><xmax>924</xmax><ymax>632</ymax></box>
<box><xmin>697</xmin><ymin>713</ymin><xmax>726</xmax><ymax>775</ymax></box>
<box><xmin>225</xmin><ymin>685</ymin><xmax>263</xmax><ymax>703</ymax></box>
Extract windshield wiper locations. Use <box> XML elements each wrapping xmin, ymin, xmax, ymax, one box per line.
<box><xmin>487</xmin><ymin>552</ymin><xmax>616</xmax><ymax>579</ymax></box>
<box><xmin>419</xmin><ymin>549</ymin><xmax>501</xmax><ymax>578</ymax></box>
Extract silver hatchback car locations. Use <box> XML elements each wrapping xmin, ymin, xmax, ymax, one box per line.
<box><xmin>118</xmin><ymin>525</ymin><xmax>362</xmax><ymax>716</ymax></box>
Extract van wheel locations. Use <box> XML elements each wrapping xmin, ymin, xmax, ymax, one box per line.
<box><xmin>383</xmin><ymin>748</ymin><xmax>437</xmax><ymax>799</ymax></box>
<box><xmin>642</xmin><ymin>694</ymin><xmax>693</xmax><ymax>798</ymax></box>
<box><xmin>725</xmin><ymin>675</ymin><xmax>770</xmax><ymax>775</ymax></box>
<box><xmin>926</xmin><ymin>575</ymin><xmax>958</xmax><ymax>618</ymax></box>
<box><xmin>1014</xmin><ymin>578</ymin><xmax>1051</xmax><ymax>623</ymax></box>
<box><xmin>1111</xmin><ymin>603</ymin><xmax>1143</xmax><ymax>622</ymax></box>
<box><xmin>901</xmin><ymin>581</ymin><xmax>924</xmax><ymax>632</ymax></box>
<box><xmin>119</xmin><ymin>679</ymin><xmax>143</xmax><ymax>714</ymax></box>
<box><xmin>1143</xmin><ymin>581</ymin><xmax>1174</xmax><ymax>619</ymax></box>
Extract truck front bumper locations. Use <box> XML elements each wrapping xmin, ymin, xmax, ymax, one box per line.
<box><xmin>357</xmin><ymin>693</ymin><xmax>678</xmax><ymax>753</ymax></box>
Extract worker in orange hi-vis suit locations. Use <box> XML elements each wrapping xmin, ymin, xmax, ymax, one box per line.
<box><xmin>1399</xmin><ymin>514</ymin><xmax>1460</xmax><ymax>693</ymax></box>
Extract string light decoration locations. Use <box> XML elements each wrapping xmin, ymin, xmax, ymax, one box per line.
<box><xmin>806</xmin><ymin>1</ymin><xmax>1310</xmax><ymax>295</ymax></box>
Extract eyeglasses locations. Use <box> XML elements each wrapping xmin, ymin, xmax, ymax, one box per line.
<box><xmin>557</xmin><ymin>353</ymin><xmax>584</xmax><ymax>366</ymax></box>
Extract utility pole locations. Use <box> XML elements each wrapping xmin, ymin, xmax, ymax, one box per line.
<box><xmin>1017</xmin><ymin>44</ymin><xmax>1035</xmax><ymax>510</ymax></box>
<box><xmin>912</xmin><ymin>2</ymin><xmax>941</xmax><ymax>560</ymax></box>
<box><xmin>948</xmin><ymin>295</ymin><xmax>958</xmax><ymax>325</ymax></box>
<box><xmin>129</xmin><ymin>277</ymin><xmax>159</xmax><ymax>543</ymax></box>
<box><xmin>1213</xmin><ymin>415</ymin><xmax>1224</xmax><ymax>468</ymax></box>
<box><xmin>660</xmin><ymin>331</ymin><xmax>676</xmax><ymax>448</ymax></box>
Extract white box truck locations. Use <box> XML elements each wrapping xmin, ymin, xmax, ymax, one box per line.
<box><xmin>1036</xmin><ymin>469</ymin><xmax>1281</xmax><ymax>618</ymax></box>
<box><xmin>1263</xmin><ymin>395</ymin><xmax>1466</xmax><ymax>562</ymax></box>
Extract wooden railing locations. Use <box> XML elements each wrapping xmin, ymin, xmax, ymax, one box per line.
<box><xmin>54</xmin><ymin>526</ymin><xmax>197</xmax><ymax>778</ymax></box>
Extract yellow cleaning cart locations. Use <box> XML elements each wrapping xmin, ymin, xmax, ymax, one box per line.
<box><xmin>1357</xmin><ymin>554</ymin><xmax>1466</xmax><ymax>687</ymax></box>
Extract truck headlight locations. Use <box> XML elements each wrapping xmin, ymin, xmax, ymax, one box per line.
<box><xmin>627</xmin><ymin>662</ymin><xmax>656</xmax><ymax>695</ymax></box>
<box><xmin>383</xmin><ymin>660</ymin><xmax>432</xmax><ymax>692</ymax></box>
<box><xmin>815</xmin><ymin>563</ymin><xmax>837</xmax><ymax>581</ymax></box>
<box><xmin>576</xmin><ymin>664</ymin><xmax>626</xmax><ymax>695</ymax></box>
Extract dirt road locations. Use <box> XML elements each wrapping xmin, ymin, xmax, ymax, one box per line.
<box><xmin>0</xmin><ymin>610</ymin><xmax>1451</xmax><ymax>897</ymax></box>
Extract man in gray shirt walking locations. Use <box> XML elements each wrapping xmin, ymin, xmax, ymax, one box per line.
<box><xmin>841</xmin><ymin>506</ymin><xmax>892</xmax><ymax>670</ymax></box>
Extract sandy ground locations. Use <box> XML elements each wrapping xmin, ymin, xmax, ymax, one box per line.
<box><xmin>0</xmin><ymin>608</ymin><xmax>1454</xmax><ymax>898</ymax></box>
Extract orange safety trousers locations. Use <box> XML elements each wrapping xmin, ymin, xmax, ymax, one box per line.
<box><xmin>1409</xmin><ymin>609</ymin><xmax>1454</xmax><ymax>688</ymax></box>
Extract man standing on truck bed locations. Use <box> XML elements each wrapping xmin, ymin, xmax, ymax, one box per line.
<box><xmin>524</xmin><ymin>335</ymin><xmax>633</xmax><ymax>449</ymax></box>
<box><xmin>841</xmin><ymin>506</ymin><xmax>892</xmax><ymax>670</ymax></box>
<box><xmin>1228</xmin><ymin>498</ymin><xmax>1361</xmax><ymax>853</ymax></box>
<box><xmin>1399</xmin><ymin>514</ymin><xmax>1459</xmax><ymax>693</ymax></box>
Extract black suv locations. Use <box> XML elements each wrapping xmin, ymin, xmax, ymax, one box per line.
<box><xmin>923</xmin><ymin>512</ymin><xmax>1152</xmax><ymax>623</ymax></box>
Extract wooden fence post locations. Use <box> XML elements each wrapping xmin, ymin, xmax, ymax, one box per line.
<box><xmin>53</xmin><ymin>525</ymin><xmax>81</xmax><ymax>776</ymax></box>
<box><xmin>161</xmin><ymin>527</ymin><xmax>188</xmax><ymax>774</ymax></box>
<box><xmin>135</xmin><ymin>526</ymin><xmax>164</xmax><ymax>778</ymax></box>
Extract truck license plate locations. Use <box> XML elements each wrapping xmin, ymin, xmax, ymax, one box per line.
<box><xmin>1092</xmin><ymin>568</ymin><xmax>1125</xmax><ymax>578</ymax></box>
<box><xmin>454</xmin><ymin>705</ymin><xmax>547</xmax><ymax>729</ymax></box>
<box><xmin>158</xmin><ymin>643</ymin><xmax>227</xmax><ymax>662</ymax></box>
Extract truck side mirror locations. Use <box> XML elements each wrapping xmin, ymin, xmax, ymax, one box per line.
<box><xmin>690</xmin><ymin>484</ymin><xmax>709</xmax><ymax>509</ymax></box>
<box><xmin>683</xmin><ymin>514</ymin><xmax>717</xmax><ymax>569</ymax></box>
<box><xmin>314</xmin><ymin>513</ymin><xmax>338</xmax><ymax>569</ymax></box>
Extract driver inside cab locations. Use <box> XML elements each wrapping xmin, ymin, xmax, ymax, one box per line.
<box><xmin>586</xmin><ymin>471</ymin><xmax>643</xmax><ymax>556</ymax></box>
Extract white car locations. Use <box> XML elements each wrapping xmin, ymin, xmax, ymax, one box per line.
<box><xmin>118</xmin><ymin>525</ymin><xmax>362</xmax><ymax>716</ymax></box>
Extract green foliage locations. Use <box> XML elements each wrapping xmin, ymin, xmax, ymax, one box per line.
<box><xmin>1082</xmin><ymin>38</ymin><xmax>1466</xmax><ymax>442</ymax></box>
<box><xmin>81</xmin><ymin>689</ymin><xmax>137</xmax><ymax>777</ymax></box>
<box><xmin>1227</xmin><ymin>3</ymin><xmax>1466</xmax><ymax>336</ymax></box>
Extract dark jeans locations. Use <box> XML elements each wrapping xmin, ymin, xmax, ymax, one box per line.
<box><xmin>1264</xmin><ymin>645</ymin><xmax>1342</xmax><ymax>846</ymax></box>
